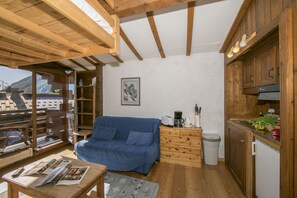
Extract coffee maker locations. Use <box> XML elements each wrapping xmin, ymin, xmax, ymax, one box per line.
<box><xmin>174</xmin><ymin>111</ymin><xmax>184</xmax><ymax>127</ymax></box>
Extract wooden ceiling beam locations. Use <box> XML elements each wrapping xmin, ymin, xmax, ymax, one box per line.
<box><xmin>115</xmin><ymin>0</ymin><xmax>195</xmax><ymax>18</ymax></box>
<box><xmin>104</xmin><ymin>0</ymin><xmax>115</xmax><ymax>9</ymax></box>
<box><xmin>0</xmin><ymin>27</ymin><xmax>67</xmax><ymax>57</ymax></box>
<box><xmin>0</xmin><ymin>6</ymin><xmax>86</xmax><ymax>53</ymax></box>
<box><xmin>0</xmin><ymin>49</ymin><xmax>34</xmax><ymax>62</ymax></box>
<box><xmin>146</xmin><ymin>11</ymin><xmax>166</xmax><ymax>58</ymax></box>
<box><xmin>112</xmin><ymin>55</ymin><xmax>124</xmax><ymax>63</ymax></box>
<box><xmin>83</xmin><ymin>57</ymin><xmax>99</xmax><ymax>67</ymax></box>
<box><xmin>89</xmin><ymin>56</ymin><xmax>105</xmax><ymax>66</ymax></box>
<box><xmin>0</xmin><ymin>40</ymin><xmax>48</xmax><ymax>60</ymax></box>
<box><xmin>96</xmin><ymin>0</ymin><xmax>114</xmax><ymax>14</ymax></box>
<box><xmin>69</xmin><ymin>59</ymin><xmax>90</xmax><ymax>71</ymax></box>
<box><xmin>120</xmin><ymin>26</ymin><xmax>143</xmax><ymax>61</ymax></box>
<box><xmin>42</xmin><ymin>0</ymin><xmax>114</xmax><ymax>48</ymax></box>
<box><xmin>186</xmin><ymin>1</ymin><xmax>195</xmax><ymax>56</ymax></box>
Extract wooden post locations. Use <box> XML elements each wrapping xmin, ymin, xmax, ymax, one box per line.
<box><xmin>32</xmin><ymin>70</ymin><xmax>37</xmax><ymax>148</ymax></box>
<box><xmin>279</xmin><ymin>7</ymin><xmax>294</xmax><ymax>198</ymax></box>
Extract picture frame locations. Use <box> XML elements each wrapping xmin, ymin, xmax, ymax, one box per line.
<box><xmin>121</xmin><ymin>77</ymin><xmax>140</xmax><ymax>106</ymax></box>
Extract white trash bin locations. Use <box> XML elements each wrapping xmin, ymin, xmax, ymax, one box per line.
<box><xmin>202</xmin><ymin>133</ymin><xmax>221</xmax><ymax>165</ymax></box>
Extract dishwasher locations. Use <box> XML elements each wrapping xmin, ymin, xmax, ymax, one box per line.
<box><xmin>253</xmin><ymin>139</ymin><xmax>280</xmax><ymax>198</ymax></box>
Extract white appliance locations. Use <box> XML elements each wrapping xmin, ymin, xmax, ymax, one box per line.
<box><xmin>161</xmin><ymin>115</ymin><xmax>174</xmax><ymax>126</ymax></box>
<box><xmin>253</xmin><ymin>139</ymin><xmax>280</xmax><ymax>198</ymax></box>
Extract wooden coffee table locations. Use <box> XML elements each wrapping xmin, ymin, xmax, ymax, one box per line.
<box><xmin>2</xmin><ymin>155</ymin><xmax>107</xmax><ymax>198</ymax></box>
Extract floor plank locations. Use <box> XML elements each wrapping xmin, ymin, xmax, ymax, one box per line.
<box><xmin>0</xmin><ymin>145</ymin><xmax>244</xmax><ymax>198</ymax></box>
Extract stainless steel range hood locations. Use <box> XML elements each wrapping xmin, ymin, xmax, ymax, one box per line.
<box><xmin>258</xmin><ymin>84</ymin><xmax>280</xmax><ymax>101</ymax></box>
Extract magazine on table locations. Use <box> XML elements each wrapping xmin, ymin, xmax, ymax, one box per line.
<box><xmin>23</xmin><ymin>159</ymin><xmax>72</xmax><ymax>176</ymax></box>
<box><xmin>35</xmin><ymin>164</ymin><xmax>89</xmax><ymax>186</ymax></box>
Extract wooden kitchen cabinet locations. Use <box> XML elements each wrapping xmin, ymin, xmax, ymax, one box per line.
<box><xmin>242</xmin><ymin>42</ymin><xmax>279</xmax><ymax>91</ymax></box>
<box><xmin>160</xmin><ymin>126</ymin><xmax>202</xmax><ymax>167</ymax></box>
<box><xmin>226</xmin><ymin>124</ymin><xmax>247</xmax><ymax>193</ymax></box>
<box><xmin>226</xmin><ymin>121</ymin><xmax>253</xmax><ymax>197</ymax></box>
<box><xmin>255</xmin><ymin>44</ymin><xmax>278</xmax><ymax>86</ymax></box>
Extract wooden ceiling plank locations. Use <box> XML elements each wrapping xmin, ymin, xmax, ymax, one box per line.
<box><xmin>0</xmin><ymin>6</ymin><xmax>86</xmax><ymax>53</ymax></box>
<box><xmin>120</xmin><ymin>26</ymin><xmax>143</xmax><ymax>60</ymax></box>
<box><xmin>0</xmin><ymin>27</ymin><xmax>67</xmax><ymax>57</ymax></box>
<box><xmin>83</xmin><ymin>57</ymin><xmax>99</xmax><ymax>67</ymax></box>
<box><xmin>0</xmin><ymin>57</ymin><xmax>13</xmax><ymax>67</ymax></box>
<box><xmin>186</xmin><ymin>1</ymin><xmax>195</xmax><ymax>56</ymax></box>
<box><xmin>69</xmin><ymin>59</ymin><xmax>90</xmax><ymax>71</ymax></box>
<box><xmin>0</xmin><ymin>40</ymin><xmax>48</xmax><ymax>59</ymax></box>
<box><xmin>115</xmin><ymin>0</ymin><xmax>195</xmax><ymax>18</ymax></box>
<box><xmin>146</xmin><ymin>11</ymin><xmax>166</xmax><ymax>58</ymax></box>
<box><xmin>0</xmin><ymin>49</ymin><xmax>34</xmax><ymax>62</ymax></box>
<box><xmin>13</xmin><ymin>46</ymin><xmax>110</xmax><ymax>67</ymax></box>
<box><xmin>85</xmin><ymin>0</ymin><xmax>114</xmax><ymax>27</ymax></box>
<box><xmin>42</xmin><ymin>0</ymin><xmax>114</xmax><ymax>48</ymax></box>
<box><xmin>55</xmin><ymin>61</ymin><xmax>73</xmax><ymax>70</ymax></box>
<box><xmin>112</xmin><ymin>55</ymin><xmax>124</xmax><ymax>63</ymax></box>
<box><xmin>89</xmin><ymin>56</ymin><xmax>105</xmax><ymax>65</ymax></box>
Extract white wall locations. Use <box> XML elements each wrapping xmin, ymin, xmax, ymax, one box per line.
<box><xmin>103</xmin><ymin>52</ymin><xmax>225</xmax><ymax>157</ymax></box>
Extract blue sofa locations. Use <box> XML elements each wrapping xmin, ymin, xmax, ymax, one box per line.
<box><xmin>75</xmin><ymin>116</ymin><xmax>161</xmax><ymax>174</ymax></box>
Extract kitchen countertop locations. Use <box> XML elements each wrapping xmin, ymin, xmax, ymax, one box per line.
<box><xmin>229</xmin><ymin>119</ymin><xmax>280</xmax><ymax>150</ymax></box>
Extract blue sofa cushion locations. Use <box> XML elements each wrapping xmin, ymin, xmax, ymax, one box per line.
<box><xmin>126</xmin><ymin>131</ymin><xmax>153</xmax><ymax>146</ymax></box>
<box><xmin>92</xmin><ymin>126</ymin><xmax>116</xmax><ymax>140</ymax></box>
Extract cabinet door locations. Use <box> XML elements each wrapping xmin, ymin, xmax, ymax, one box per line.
<box><xmin>243</xmin><ymin>57</ymin><xmax>256</xmax><ymax>88</ymax></box>
<box><xmin>227</xmin><ymin>126</ymin><xmax>246</xmax><ymax>194</ymax></box>
<box><xmin>256</xmin><ymin>45</ymin><xmax>278</xmax><ymax>86</ymax></box>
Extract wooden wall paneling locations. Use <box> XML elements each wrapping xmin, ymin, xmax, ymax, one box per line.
<box><xmin>293</xmin><ymin>1</ymin><xmax>297</xmax><ymax>196</ymax></box>
<box><xmin>256</xmin><ymin>0</ymin><xmax>271</xmax><ymax>32</ymax></box>
<box><xmin>244</xmin><ymin>0</ymin><xmax>256</xmax><ymax>36</ymax></box>
<box><xmin>279</xmin><ymin>7</ymin><xmax>294</xmax><ymax>198</ymax></box>
<box><xmin>96</xmin><ymin>64</ymin><xmax>103</xmax><ymax>116</ymax></box>
<box><xmin>225</xmin><ymin>61</ymin><xmax>259</xmax><ymax>119</ymax></box>
<box><xmin>220</xmin><ymin>0</ymin><xmax>253</xmax><ymax>53</ymax></box>
<box><xmin>270</xmin><ymin>0</ymin><xmax>283</xmax><ymax>21</ymax></box>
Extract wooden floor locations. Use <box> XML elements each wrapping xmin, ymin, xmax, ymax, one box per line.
<box><xmin>0</xmin><ymin>145</ymin><xmax>244</xmax><ymax>198</ymax></box>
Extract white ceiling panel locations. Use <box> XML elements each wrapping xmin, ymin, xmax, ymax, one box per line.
<box><xmin>120</xmin><ymin>14</ymin><xmax>160</xmax><ymax>59</ymax></box>
<box><xmin>154</xmin><ymin>5</ymin><xmax>187</xmax><ymax>57</ymax></box>
<box><xmin>192</xmin><ymin>0</ymin><xmax>243</xmax><ymax>53</ymax></box>
<box><xmin>118</xmin><ymin>0</ymin><xmax>242</xmax><ymax>61</ymax></box>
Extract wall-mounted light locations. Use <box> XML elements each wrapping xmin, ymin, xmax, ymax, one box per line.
<box><xmin>226</xmin><ymin>32</ymin><xmax>257</xmax><ymax>59</ymax></box>
<box><xmin>232</xmin><ymin>41</ymin><xmax>240</xmax><ymax>53</ymax></box>
<box><xmin>227</xmin><ymin>47</ymin><xmax>234</xmax><ymax>58</ymax></box>
<box><xmin>240</xmin><ymin>34</ymin><xmax>247</xmax><ymax>47</ymax></box>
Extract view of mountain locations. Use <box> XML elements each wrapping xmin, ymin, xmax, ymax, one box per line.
<box><xmin>10</xmin><ymin>75</ymin><xmax>52</xmax><ymax>93</ymax></box>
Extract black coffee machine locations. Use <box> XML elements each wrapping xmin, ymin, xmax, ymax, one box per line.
<box><xmin>174</xmin><ymin>111</ymin><xmax>184</xmax><ymax>127</ymax></box>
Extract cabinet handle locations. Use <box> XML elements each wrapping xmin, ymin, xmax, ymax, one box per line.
<box><xmin>252</xmin><ymin>142</ymin><xmax>256</xmax><ymax>156</ymax></box>
<box><xmin>268</xmin><ymin>68</ymin><xmax>274</xmax><ymax>79</ymax></box>
<box><xmin>240</xmin><ymin>139</ymin><xmax>245</xmax><ymax>143</ymax></box>
<box><xmin>250</xmin><ymin>75</ymin><xmax>254</xmax><ymax>82</ymax></box>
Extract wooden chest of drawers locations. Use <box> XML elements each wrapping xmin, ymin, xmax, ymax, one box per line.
<box><xmin>160</xmin><ymin>125</ymin><xmax>202</xmax><ymax>167</ymax></box>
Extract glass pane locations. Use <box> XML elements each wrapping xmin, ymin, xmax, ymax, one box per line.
<box><xmin>0</xmin><ymin>66</ymin><xmax>32</xmax><ymax>154</ymax></box>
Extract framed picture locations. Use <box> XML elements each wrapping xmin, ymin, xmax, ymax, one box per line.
<box><xmin>121</xmin><ymin>77</ymin><xmax>140</xmax><ymax>106</ymax></box>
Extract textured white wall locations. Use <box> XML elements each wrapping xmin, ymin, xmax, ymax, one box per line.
<box><xmin>103</xmin><ymin>52</ymin><xmax>225</xmax><ymax>157</ymax></box>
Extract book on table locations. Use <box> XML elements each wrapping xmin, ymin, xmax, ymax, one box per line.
<box><xmin>23</xmin><ymin>159</ymin><xmax>72</xmax><ymax>176</ymax></box>
<box><xmin>35</xmin><ymin>163</ymin><xmax>89</xmax><ymax>186</ymax></box>
<box><xmin>21</xmin><ymin>158</ymin><xmax>89</xmax><ymax>186</ymax></box>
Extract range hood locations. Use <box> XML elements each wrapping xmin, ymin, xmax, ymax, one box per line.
<box><xmin>258</xmin><ymin>84</ymin><xmax>280</xmax><ymax>101</ymax></box>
